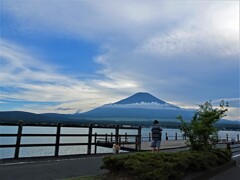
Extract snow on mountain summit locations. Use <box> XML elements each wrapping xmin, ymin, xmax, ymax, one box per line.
<box><xmin>111</xmin><ymin>92</ymin><xmax>180</xmax><ymax>109</ymax></box>
<box><xmin>114</xmin><ymin>92</ymin><xmax>166</xmax><ymax>104</ymax></box>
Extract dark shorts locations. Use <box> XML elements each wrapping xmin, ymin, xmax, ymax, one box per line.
<box><xmin>151</xmin><ymin>140</ymin><xmax>161</xmax><ymax>148</ymax></box>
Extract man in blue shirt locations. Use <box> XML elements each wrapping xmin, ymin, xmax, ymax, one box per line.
<box><xmin>151</xmin><ymin>120</ymin><xmax>162</xmax><ymax>152</ymax></box>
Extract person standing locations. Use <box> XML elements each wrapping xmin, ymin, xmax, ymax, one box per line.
<box><xmin>151</xmin><ymin>120</ymin><xmax>162</xmax><ymax>152</ymax></box>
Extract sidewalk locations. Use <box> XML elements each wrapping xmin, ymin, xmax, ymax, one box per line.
<box><xmin>124</xmin><ymin>140</ymin><xmax>188</xmax><ymax>151</ymax></box>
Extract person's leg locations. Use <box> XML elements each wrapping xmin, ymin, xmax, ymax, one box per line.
<box><xmin>156</xmin><ymin>141</ymin><xmax>161</xmax><ymax>152</ymax></box>
<box><xmin>152</xmin><ymin>140</ymin><xmax>156</xmax><ymax>152</ymax></box>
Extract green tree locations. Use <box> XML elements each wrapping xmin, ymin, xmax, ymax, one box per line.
<box><xmin>177</xmin><ymin>101</ymin><xmax>228</xmax><ymax>151</ymax></box>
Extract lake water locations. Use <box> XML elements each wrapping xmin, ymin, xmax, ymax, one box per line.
<box><xmin>0</xmin><ymin>126</ymin><xmax>239</xmax><ymax>159</ymax></box>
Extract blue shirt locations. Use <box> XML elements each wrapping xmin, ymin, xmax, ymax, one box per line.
<box><xmin>151</xmin><ymin>124</ymin><xmax>162</xmax><ymax>141</ymax></box>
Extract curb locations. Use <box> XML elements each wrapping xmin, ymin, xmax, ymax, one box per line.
<box><xmin>184</xmin><ymin>160</ymin><xmax>237</xmax><ymax>180</ymax></box>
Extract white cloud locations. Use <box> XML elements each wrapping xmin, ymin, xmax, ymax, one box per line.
<box><xmin>4</xmin><ymin>0</ymin><xmax>237</xmax><ymax>42</ymax></box>
<box><xmin>3</xmin><ymin>1</ymin><xmax>238</xmax><ymax>58</ymax></box>
<box><xmin>139</xmin><ymin>3</ymin><xmax>238</xmax><ymax>57</ymax></box>
<box><xmin>0</xmin><ymin>40</ymin><xmax>134</xmax><ymax>113</ymax></box>
<box><xmin>2</xmin><ymin>0</ymin><xmax>185</xmax><ymax>39</ymax></box>
<box><xmin>226</xmin><ymin>108</ymin><xmax>240</xmax><ymax>121</ymax></box>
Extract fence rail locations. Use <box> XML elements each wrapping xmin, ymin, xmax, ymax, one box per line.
<box><xmin>142</xmin><ymin>132</ymin><xmax>239</xmax><ymax>142</ymax></box>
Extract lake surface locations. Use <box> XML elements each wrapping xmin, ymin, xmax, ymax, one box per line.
<box><xmin>0</xmin><ymin>126</ymin><xmax>239</xmax><ymax>159</ymax></box>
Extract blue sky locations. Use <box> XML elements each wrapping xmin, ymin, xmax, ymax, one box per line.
<box><xmin>0</xmin><ymin>0</ymin><xmax>239</xmax><ymax>120</ymax></box>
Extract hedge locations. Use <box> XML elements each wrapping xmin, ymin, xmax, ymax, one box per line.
<box><xmin>102</xmin><ymin>149</ymin><xmax>231</xmax><ymax>180</ymax></box>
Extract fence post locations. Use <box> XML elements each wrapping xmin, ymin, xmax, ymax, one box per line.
<box><xmin>149</xmin><ymin>132</ymin><xmax>151</xmax><ymax>141</ymax></box>
<box><xmin>55</xmin><ymin>123</ymin><xmax>61</xmax><ymax>157</ymax></box>
<box><xmin>135</xmin><ymin>136</ymin><xmax>138</xmax><ymax>151</ymax></box>
<box><xmin>111</xmin><ymin>133</ymin><xmax>113</xmax><ymax>142</ymax></box>
<box><xmin>166</xmin><ymin>133</ymin><xmax>168</xmax><ymax>140</ymax></box>
<box><xmin>237</xmin><ymin>134</ymin><xmax>239</xmax><ymax>142</ymax></box>
<box><xmin>226</xmin><ymin>134</ymin><xmax>228</xmax><ymax>141</ymax></box>
<box><xmin>14</xmin><ymin>122</ymin><xmax>23</xmax><ymax>159</ymax></box>
<box><xmin>105</xmin><ymin>133</ymin><xmax>108</xmax><ymax>143</ymax></box>
<box><xmin>125</xmin><ymin>132</ymin><xmax>128</xmax><ymax>142</ymax></box>
<box><xmin>87</xmin><ymin>124</ymin><xmax>93</xmax><ymax>155</ymax></box>
<box><xmin>137</xmin><ymin>126</ymin><xmax>142</xmax><ymax>151</ymax></box>
<box><xmin>226</xmin><ymin>143</ymin><xmax>231</xmax><ymax>150</ymax></box>
<box><xmin>94</xmin><ymin>133</ymin><xmax>97</xmax><ymax>154</ymax></box>
<box><xmin>115</xmin><ymin>125</ymin><xmax>119</xmax><ymax>154</ymax></box>
<box><xmin>175</xmin><ymin>133</ymin><xmax>177</xmax><ymax>140</ymax></box>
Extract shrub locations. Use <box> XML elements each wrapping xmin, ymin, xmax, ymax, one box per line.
<box><xmin>177</xmin><ymin>101</ymin><xmax>228</xmax><ymax>151</ymax></box>
<box><xmin>102</xmin><ymin>149</ymin><xmax>231</xmax><ymax>180</ymax></box>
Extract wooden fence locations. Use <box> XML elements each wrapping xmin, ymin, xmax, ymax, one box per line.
<box><xmin>0</xmin><ymin>122</ymin><xmax>239</xmax><ymax>160</ymax></box>
<box><xmin>0</xmin><ymin>122</ymin><xmax>141</xmax><ymax>159</ymax></box>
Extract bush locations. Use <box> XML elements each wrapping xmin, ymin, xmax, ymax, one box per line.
<box><xmin>102</xmin><ymin>149</ymin><xmax>231</xmax><ymax>180</ymax></box>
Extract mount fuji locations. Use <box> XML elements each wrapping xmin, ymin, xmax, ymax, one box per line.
<box><xmin>1</xmin><ymin>92</ymin><xmax>239</xmax><ymax>128</ymax></box>
<box><xmin>75</xmin><ymin>92</ymin><xmax>195</xmax><ymax>121</ymax></box>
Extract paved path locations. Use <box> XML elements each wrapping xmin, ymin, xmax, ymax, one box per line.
<box><xmin>0</xmin><ymin>156</ymin><xmax>108</xmax><ymax>180</ymax></box>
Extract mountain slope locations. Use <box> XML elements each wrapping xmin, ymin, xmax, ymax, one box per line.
<box><xmin>0</xmin><ymin>111</ymin><xmax>78</xmax><ymax>124</ymax></box>
<box><xmin>0</xmin><ymin>111</ymin><xmax>52</xmax><ymax>123</ymax></box>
